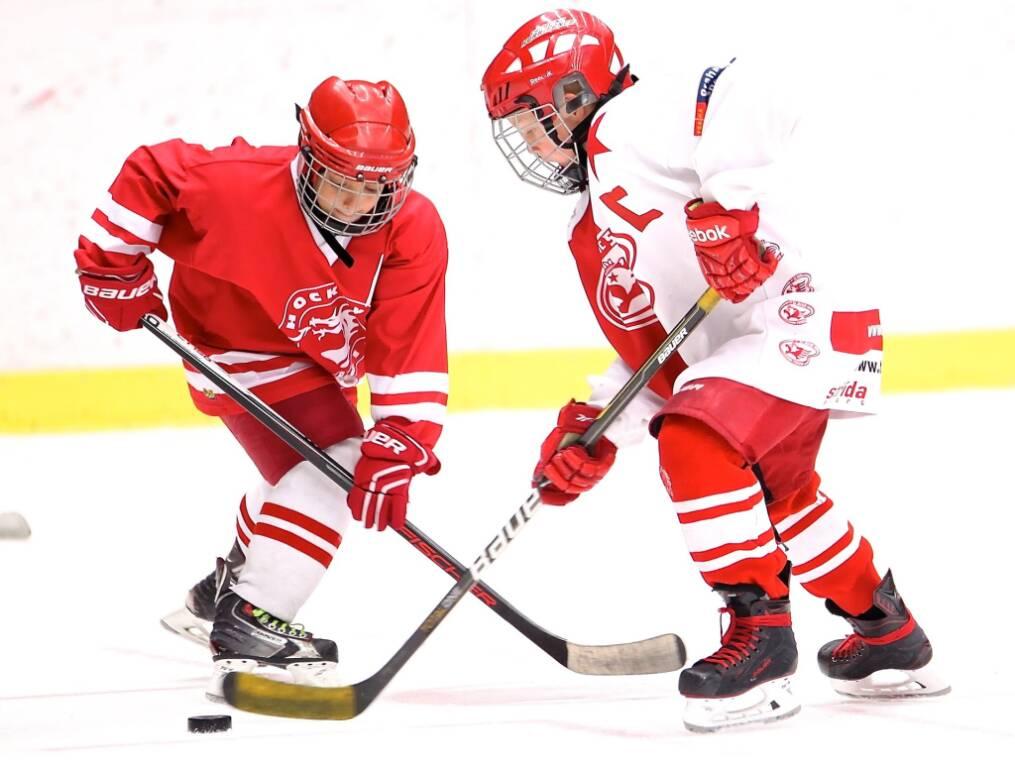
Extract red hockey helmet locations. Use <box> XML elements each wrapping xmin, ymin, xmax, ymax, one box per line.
<box><xmin>296</xmin><ymin>77</ymin><xmax>417</xmax><ymax>236</ymax></box>
<box><xmin>480</xmin><ymin>9</ymin><xmax>633</xmax><ymax>194</ymax></box>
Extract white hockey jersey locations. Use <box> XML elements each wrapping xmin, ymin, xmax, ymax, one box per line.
<box><xmin>570</xmin><ymin>57</ymin><xmax>883</xmax><ymax>443</ymax></box>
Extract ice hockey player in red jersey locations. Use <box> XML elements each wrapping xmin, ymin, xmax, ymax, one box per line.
<box><xmin>481</xmin><ymin>10</ymin><xmax>948</xmax><ymax>731</ymax></box>
<box><xmin>74</xmin><ymin>76</ymin><xmax>448</xmax><ymax>694</ymax></box>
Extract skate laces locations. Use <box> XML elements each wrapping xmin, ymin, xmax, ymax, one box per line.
<box><xmin>703</xmin><ymin>607</ymin><xmax>790</xmax><ymax>669</ymax></box>
<box><xmin>832</xmin><ymin>633</ymin><xmax>865</xmax><ymax>660</ymax></box>
<box><xmin>250</xmin><ymin>607</ymin><xmax>310</xmax><ymax>639</ymax></box>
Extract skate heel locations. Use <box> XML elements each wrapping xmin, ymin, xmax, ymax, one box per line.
<box><xmin>160</xmin><ymin>607</ymin><xmax>211</xmax><ymax>648</ymax></box>
<box><xmin>831</xmin><ymin>660</ymin><xmax>951</xmax><ymax>699</ymax></box>
<box><xmin>684</xmin><ymin>676</ymin><xmax>800</xmax><ymax>733</ymax></box>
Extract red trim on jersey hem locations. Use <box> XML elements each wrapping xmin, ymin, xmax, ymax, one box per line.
<box><xmin>189</xmin><ymin>373</ymin><xmax>336</xmax><ymax>416</ymax></box>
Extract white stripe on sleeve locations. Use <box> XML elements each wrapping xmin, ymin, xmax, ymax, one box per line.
<box><xmin>367</xmin><ymin>372</ymin><xmax>449</xmax><ymax>395</ymax></box>
<box><xmin>98</xmin><ymin>191</ymin><xmax>164</xmax><ymax>243</ymax></box>
<box><xmin>371</xmin><ymin>402</ymin><xmax>447</xmax><ymax>424</ymax></box>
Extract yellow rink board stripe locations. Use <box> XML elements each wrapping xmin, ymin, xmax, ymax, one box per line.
<box><xmin>1</xmin><ymin>329</ymin><xmax>1013</xmax><ymax>434</ymax></box>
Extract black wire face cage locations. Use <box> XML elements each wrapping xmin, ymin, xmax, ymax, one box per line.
<box><xmin>296</xmin><ymin>147</ymin><xmax>416</xmax><ymax>236</ymax></box>
<box><xmin>490</xmin><ymin>102</ymin><xmax>585</xmax><ymax>195</ymax></box>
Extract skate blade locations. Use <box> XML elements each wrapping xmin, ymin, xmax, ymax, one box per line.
<box><xmin>160</xmin><ymin>607</ymin><xmax>211</xmax><ymax>648</ymax></box>
<box><xmin>833</xmin><ymin>662</ymin><xmax>951</xmax><ymax>699</ymax></box>
<box><xmin>683</xmin><ymin>676</ymin><xmax>801</xmax><ymax>733</ymax></box>
<box><xmin>206</xmin><ymin>659</ymin><xmax>339</xmax><ymax>703</ymax></box>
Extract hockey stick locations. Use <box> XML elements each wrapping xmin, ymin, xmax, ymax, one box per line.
<box><xmin>153</xmin><ymin>286</ymin><xmax>719</xmax><ymax>719</ymax></box>
<box><xmin>142</xmin><ymin>315</ymin><xmax>685</xmax><ymax>676</ymax></box>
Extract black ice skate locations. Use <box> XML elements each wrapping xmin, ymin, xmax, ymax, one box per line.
<box><xmin>160</xmin><ymin>542</ymin><xmax>245</xmax><ymax>647</ymax></box>
<box><xmin>679</xmin><ymin>584</ymin><xmax>800</xmax><ymax>732</ymax></box>
<box><xmin>818</xmin><ymin>570</ymin><xmax>949</xmax><ymax>698</ymax></box>
<box><xmin>206</xmin><ymin>564</ymin><xmax>338</xmax><ymax>700</ymax></box>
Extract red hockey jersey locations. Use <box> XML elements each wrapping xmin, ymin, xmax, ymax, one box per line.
<box><xmin>74</xmin><ymin>138</ymin><xmax>448</xmax><ymax>449</ymax></box>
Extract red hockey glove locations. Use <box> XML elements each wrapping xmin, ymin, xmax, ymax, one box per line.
<box><xmin>685</xmin><ymin>199</ymin><xmax>779</xmax><ymax>303</ymax></box>
<box><xmin>77</xmin><ymin>259</ymin><xmax>167</xmax><ymax>331</ymax></box>
<box><xmin>348</xmin><ymin>418</ymin><xmax>440</xmax><ymax>532</ymax></box>
<box><xmin>533</xmin><ymin>401</ymin><xmax>618</xmax><ymax>506</ymax></box>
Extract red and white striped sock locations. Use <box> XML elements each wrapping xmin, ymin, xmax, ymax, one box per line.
<box><xmin>232</xmin><ymin>439</ymin><xmax>358</xmax><ymax>620</ymax></box>
<box><xmin>769</xmin><ymin>476</ymin><xmax>881</xmax><ymax>615</ymax></box>
<box><xmin>658</xmin><ymin>417</ymin><xmax>789</xmax><ymax>598</ymax></box>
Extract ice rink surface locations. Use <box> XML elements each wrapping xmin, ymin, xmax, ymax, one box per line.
<box><xmin>2</xmin><ymin>391</ymin><xmax>1014</xmax><ymax>764</ymax></box>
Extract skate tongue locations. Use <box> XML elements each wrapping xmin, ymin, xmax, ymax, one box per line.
<box><xmin>832</xmin><ymin>633</ymin><xmax>864</xmax><ymax>661</ymax></box>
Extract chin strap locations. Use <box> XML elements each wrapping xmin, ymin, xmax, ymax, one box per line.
<box><xmin>567</xmin><ymin>65</ymin><xmax>637</xmax><ymax>191</ymax></box>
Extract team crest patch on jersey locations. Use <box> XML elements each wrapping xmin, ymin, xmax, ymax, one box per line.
<box><xmin>279</xmin><ymin>282</ymin><xmax>367</xmax><ymax>386</ymax></box>
<box><xmin>778</xmin><ymin>300</ymin><xmax>815</xmax><ymax>326</ymax></box>
<box><xmin>782</xmin><ymin>273</ymin><xmax>815</xmax><ymax>294</ymax></box>
<box><xmin>779</xmin><ymin>339</ymin><xmax>821</xmax><ymax>366</ymax></box>
<box><xmin>595</xmin><ymin>228</ymin><xmax>658</xmax><ymax>330</ymax></box>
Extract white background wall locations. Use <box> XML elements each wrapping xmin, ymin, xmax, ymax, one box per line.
<box><xmin>2</xmin><ymin>0</ymin><xmax>1013</xmax><ymax>372</ymax></box>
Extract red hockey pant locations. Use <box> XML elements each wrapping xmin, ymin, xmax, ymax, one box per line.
<box><xmin>654</xmin><ymin>378</ymin><xmax>881</xmax><ymax>614</ymax></box>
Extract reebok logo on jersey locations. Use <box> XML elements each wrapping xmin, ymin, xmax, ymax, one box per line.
<box><xmin>687</xmin><ymin>224</ymin><xmax>731</xmax><ymax>243</ymax></box>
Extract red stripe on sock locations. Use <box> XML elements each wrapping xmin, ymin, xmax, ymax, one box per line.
<box><xmin>792</xmin><ymin>525</ymin><xmax>854</xmax><ymax>576</ymax></box>
<box><xmin>677</xmin><ymin>490</ymin><xmax>765</xmax><ymax>524</ymax></box>
<box><xmin>690</xmin><ymin>528</ymin><xmax>776</xmax><ymax>563</ymax></box>
<box><xmin>780</xmin><ymin>497</ymin><xmax>834</xmax><ymax>542</ymax></box>
<box><xmin>254</xmin><ymin>523</ymin><xmax>333</xmax><ymax>568</ymax></box>
<box><xmin>259</xmin><ymin>502</ymin><xmax>342</xmax><ymax>547</ymax></box>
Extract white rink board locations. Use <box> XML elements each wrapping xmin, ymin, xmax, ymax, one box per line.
<box><xmin>2</xmin><ymin>0</ymin><xmax>1015</xmax><ymax>372</ymax></box>
<box><xmin>1</xmin><ymin>390</ymin><xmax>1013</xmax><ymax>762</ymax></box>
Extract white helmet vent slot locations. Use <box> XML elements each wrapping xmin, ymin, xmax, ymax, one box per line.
<box><xmin>528</xmin><ymin>40</ymin><xmax>549</xmax><ymax>61</ymax></box>
<box><xmin>553</xmin><ymin>33</ymin><xmax>577</xmax><ymax>54</ymax></box>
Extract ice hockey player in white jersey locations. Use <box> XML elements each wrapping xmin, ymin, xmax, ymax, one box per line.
<box><xmin>480</xmin><ymin>9</ymin><xmax>948</xmax><ymax>731</ymax></box>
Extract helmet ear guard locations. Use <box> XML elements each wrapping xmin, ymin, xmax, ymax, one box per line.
<box><xmin>552</xmin><ymin>72</ymin><xmax>598</xmax><ymax>116</ymax></box>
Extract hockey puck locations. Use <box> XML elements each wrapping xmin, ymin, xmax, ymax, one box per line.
<box><xmin>187</xmin><ymin>714</ymin><xmax>232</xmax><ymax>734</ymax></box>
<box><xmin>0</xmin><ymin>512</ymin><xmax>31</xmax><ymax>540</ymax></box>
